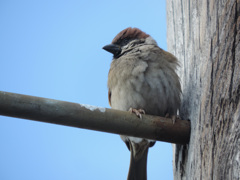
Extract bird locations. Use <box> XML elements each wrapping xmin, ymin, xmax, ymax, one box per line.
<box><xmin>103</xmin><ymin>27</ymin><xmax>181</xmax><ymax>180</ymax></box>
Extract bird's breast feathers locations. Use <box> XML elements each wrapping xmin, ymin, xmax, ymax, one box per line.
<box><xmin>108</xmin><ymin>46</ymin><xmax>180</xmax><ymax>116</ymax></box>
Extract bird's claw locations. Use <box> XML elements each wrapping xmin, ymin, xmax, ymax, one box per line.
<box><xmin>171</xmin><ymin>115</ymin><xmax>176</xmax><ymax>124</ymax></box>
<box><xmin>129</xmin><ymin>108</ymin><xmax>145</xmax><ymax>119</ymax></box>
<box><xmin>165</xmin><ymin>114</ymin><xmax>179</xmax><ymax>124</ymax></box>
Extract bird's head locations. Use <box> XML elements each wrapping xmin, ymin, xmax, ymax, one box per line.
<box><xmin>103</xmin><ymin>27</ymin><xmax>157</xmax><ymax>58</ymax></box>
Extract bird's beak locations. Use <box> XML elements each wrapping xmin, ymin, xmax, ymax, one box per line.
<box><xmin>102</xmin><ymin>44</ymin><xmax>121</xmax><ymax>56</ymax></box>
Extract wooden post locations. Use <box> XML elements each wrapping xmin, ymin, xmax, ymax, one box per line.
<box><xmin>167</xmin><ymin>0</ymin><xmax>240</xmax><ymax>179</ymax></box>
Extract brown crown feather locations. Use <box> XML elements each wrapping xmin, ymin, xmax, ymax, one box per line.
<box><xmin>112</xmin><ymin>27</ymin><xmax>149</xmax><ymax>44</ymax></box>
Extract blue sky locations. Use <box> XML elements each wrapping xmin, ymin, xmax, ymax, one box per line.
<box><xmin>0</xmin><ymin>0</ymin><xmax>173</xmax><ymax>180</ymax></box>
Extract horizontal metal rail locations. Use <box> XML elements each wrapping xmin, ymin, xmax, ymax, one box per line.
<box><xmin>0</xmin><ymin>91</ymin><xmax>190</xmax><ymax>144</ymax></box>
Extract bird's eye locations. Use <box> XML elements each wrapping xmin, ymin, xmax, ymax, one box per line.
<box><xmin>122</xmin><ymin>38</ymin><xmax>129</xmax><ymax>44</ymax></box>
<box><xmin>117</xmin><ymin>38</ymin><xmax>130</xmax><ymax>46</ymax></box>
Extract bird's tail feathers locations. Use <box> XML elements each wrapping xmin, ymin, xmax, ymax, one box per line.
<box><xmin>127</xmin><ymin>140</ymin><xmax>149</xmax><ymax>180</ymax></box>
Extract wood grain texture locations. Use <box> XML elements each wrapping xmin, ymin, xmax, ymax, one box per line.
<box><xmin>166</xmin><ymin>0</ymin><xmax>240</xmax><ymax>179</ymax></box>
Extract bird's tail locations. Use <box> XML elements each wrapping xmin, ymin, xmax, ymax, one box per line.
<box><xmin>127</xmin><ymin>141</ymin><xmax>149</xmax><ymax>180</ymax></box>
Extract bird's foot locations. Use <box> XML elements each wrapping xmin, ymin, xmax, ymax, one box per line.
<box><xmin>171</xmin><ymin>115</ymin><xmax>176</xmax><ymax>124</ymax></box>
<box><xmin>165</xmin><ymin>114</ymin><xmax>178</xmax><ymax>124</ymax></box>
<box><xmin>129</xmin><ymin>108</ymin><xmax>145</xmax><ymax>119</ymax></box>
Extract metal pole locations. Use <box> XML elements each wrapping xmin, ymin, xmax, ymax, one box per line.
<box><xmin>0</xmin><ymin>91</ymin><xmax>190</xmax><ymax>144</ymax></box>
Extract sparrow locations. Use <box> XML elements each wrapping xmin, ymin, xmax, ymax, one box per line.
<box><xmin>103</xmin><ymin>27</ymin><xmax>181</xmax><ymax>180</ymax></box>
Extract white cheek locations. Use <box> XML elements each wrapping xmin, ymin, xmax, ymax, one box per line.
<box><xmin>121</xmin><ymin>44</ymin><xmax>130</xmax><ymax>51</ymax></box>
<box><xmin>145</xmin><ymin>36</ymin><xmax>158</xmax><ymax>45</ymax></box>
